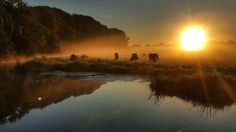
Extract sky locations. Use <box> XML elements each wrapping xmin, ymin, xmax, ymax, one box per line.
<box><xmin>25</xmin><ymin>0</ymin><xmax>236</xmax><ymax>45</ymax></box>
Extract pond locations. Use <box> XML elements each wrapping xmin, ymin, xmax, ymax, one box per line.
<box><xmin>0</xmin><ymin>71</ymin><xmax>236</xmax><ymax>132</ymax></box>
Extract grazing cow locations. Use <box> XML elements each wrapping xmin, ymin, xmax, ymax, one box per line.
<box><xmin>149</xmin><ymin>53</ymin><xmax>159</xmax><ymax>62</ymax></box>
<box><xmin>41</xmin><ymin>56</ymin><xmax>47</xmax><ymax>60</ymax></box>
<box><xmin>114</xmin><ymin>52</ymin><xmax>119</xmax><ymax>60</ymax></box>
<box><xmin>130</xmin><ymin>53</ymin><xmax>139</xmax><ymax>62</ymax></box>
<box><xmin>70</xmin><ymin>54</ymin><xmax>78</xmax><ymax>61</ymax></box>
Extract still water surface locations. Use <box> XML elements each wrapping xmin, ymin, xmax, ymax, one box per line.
<box><xmin>0</xmin><ymin>72</ymin><xmax>236</xmax><ymax>132</ymax></box>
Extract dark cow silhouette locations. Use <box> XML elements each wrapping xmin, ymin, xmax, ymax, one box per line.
<box><xmin>41</xmin><ymin>56</ymin><xmax>47</xmax><ymax>60</ymax></box>
<box><xmin>114</xmin><ymin>52</ymin><xmax>119</xmax><ymax>60</ymax></box>
<box><xmin>130</xmin><ymin>53</ymin><xmax>139</xmax><ymax>62</ymax></box>
<box><xmin>149</xmin><ymin>53</ymin><xmax>159</xmax><ymax>62</ymax></box>
<box><xmin>70</xmin><ymin>54</ymin><xmax>78</xmax><ymax>61</ymax></box>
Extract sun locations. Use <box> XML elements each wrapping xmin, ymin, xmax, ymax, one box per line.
<box><xmin>180</xmin><ymin>25</ymin><xmax>207</xmax><ymax>51</ymax></box>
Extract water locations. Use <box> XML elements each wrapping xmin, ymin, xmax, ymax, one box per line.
<box><xmin>0</xmin><ymin>72</ymin><xmax>236</xmax><ymax>132</ymax></box>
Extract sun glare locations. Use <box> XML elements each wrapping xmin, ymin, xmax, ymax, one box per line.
<box><xmin>180</xmin><ymin>26</ymin><xmax>207</xmax><ymax>51</ymax></box>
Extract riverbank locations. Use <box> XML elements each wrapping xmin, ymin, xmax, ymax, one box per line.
<box><xmin>13</xmin><ymin>57</ymin><xmax>236</xmax><ymax>77</ymax></box>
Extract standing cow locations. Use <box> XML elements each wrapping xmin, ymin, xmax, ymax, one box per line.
<box><xmin>130</xmin><ymin>53</ymin><xmax>139</xmax><ymax>62</ymax></box>
<box><xmin>114</xmin><ymin>52</ymin><xmax>119</xmax><ymax>60</ymax></box>
<box><xmin>149</xmin><ymin>53</ymin><xmax>159</xmax><ymax>62</ymax></box>
<box><xmin>70</xmin><ymin>54</ymin><xmax>78</xmax><ymax>61</ymax></box>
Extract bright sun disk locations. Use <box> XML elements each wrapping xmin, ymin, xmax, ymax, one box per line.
<box><xmin>180</xmin><ymin>26</ymin><xmax>207</xmax><ymax>51</ymax></box>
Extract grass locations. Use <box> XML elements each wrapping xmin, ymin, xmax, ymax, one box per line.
<box><xmin>8</xmin><ymin>56</ymin><xmax>236</xmax><ymax>80</ymax></box>
<box><xmin>13</xmin><ymin>57</ymin><xmax>236</xmax><ymax>77</ymax></box>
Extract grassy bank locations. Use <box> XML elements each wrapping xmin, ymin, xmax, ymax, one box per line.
<box><xmin>13</xmin><ymin>57</ymin><xmax>236</xmax><ymax>77</ymax></box>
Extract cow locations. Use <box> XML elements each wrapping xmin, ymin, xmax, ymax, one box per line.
<box><xmin>149</xmin><ymin>53</ymin><xmax>159</xmax><ymax>62</ymax></box>
<box><xmin>70</xmin><ymin>54</ymin><xmax>78</xmax><ymax>61</ymax></box>
<box><xmin>114</xmin><ymin>52</ymin><xmax>119</xmax><ymax>60</ymax></box>
<box><xmin>41</xmin><ymin>55</ymin><xmax>47</xmax><ymax>60</ymax></box>
<box><xmin>130</xmin><ymin>53</ymin><xmax>139</xmax><ymax>62</ymax></box>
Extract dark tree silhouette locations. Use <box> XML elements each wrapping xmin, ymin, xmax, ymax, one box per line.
<box><xmin>0</xmin><ymin>1</ymin><xmax>128</xmax><ymax>58</ymax></box>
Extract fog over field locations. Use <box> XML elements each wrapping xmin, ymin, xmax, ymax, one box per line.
<box><xmin>2</xmin><ymin>40</ymin><xmax>236</xmax><ymax>65</ymax></box>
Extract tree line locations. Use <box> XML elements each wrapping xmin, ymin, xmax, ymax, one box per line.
<box><xmin>0</xmin><ymin>0</ymin><xmax>128</xmax><ymax>59</ymax></box>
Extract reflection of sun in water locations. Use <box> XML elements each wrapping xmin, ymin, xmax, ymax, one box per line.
<box><xmin>180</xmin><ymin>25</ymin><xmax>207</xmax><ymax>51</ymax></box>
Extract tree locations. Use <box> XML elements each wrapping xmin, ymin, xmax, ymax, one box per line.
<box><xmin>1</xmin><ymin>3</ymin><xmax>128</xmax><ymax>58</ymax></box>
<box><xmin>0</xmin><ymin>0</ymin><xmax>26</xmax><ymax>58</ymax></box>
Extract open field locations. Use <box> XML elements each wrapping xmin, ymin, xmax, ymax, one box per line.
<box><xmin>12</xmin><ymin>57</ymin><xmax>236</xmax><ymax>77</ymax></box>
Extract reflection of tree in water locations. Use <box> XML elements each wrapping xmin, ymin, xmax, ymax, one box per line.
<box><xmin>149</xmin><ymin>73</ymin><xmax>236</xmax><ymax>118</ymax></box>
<box><xmin>0</xmin><ymin>68</ymin><xmax>102</xmax><ymax>124</ymax></box>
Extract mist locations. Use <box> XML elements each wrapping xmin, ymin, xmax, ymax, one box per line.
<box><xmin>1</xmin><ymin>36</ymin><xmax>236</xmax><ymax>66</ymax></box>
<box><xmin>58</xmin><ymin>39</ymin><xmax>236</xmax><ymax>65</ymax></box>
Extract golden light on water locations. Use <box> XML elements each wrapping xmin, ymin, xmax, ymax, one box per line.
<box><xmin>38</xmin><ymin>97</ymin><xmax>42</xmax><ymax>101</ymax></box>
<box><xmin>180</xmin><ymin>25</ymin><xmax>207</xmax><ymax>51</ymax></box>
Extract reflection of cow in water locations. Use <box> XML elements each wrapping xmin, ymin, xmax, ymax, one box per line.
<box><xmin>149</xmin><ymin>53</ymin><xmax>159</xmax><ymax>62</ymax></box>
<box><xmin>130</xmin><ymin>53</ymin><xmax>139</xmax><ymax>62</ymax></box>
<box><xmin>114</xmin><ymin>53</ymin><xmax>119</xmax><ymax>60</ymax></box>
<box><xmin>70</xmin><ymin>54</ymin><xmax>78</xmax><ymax>61</ymax></box>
